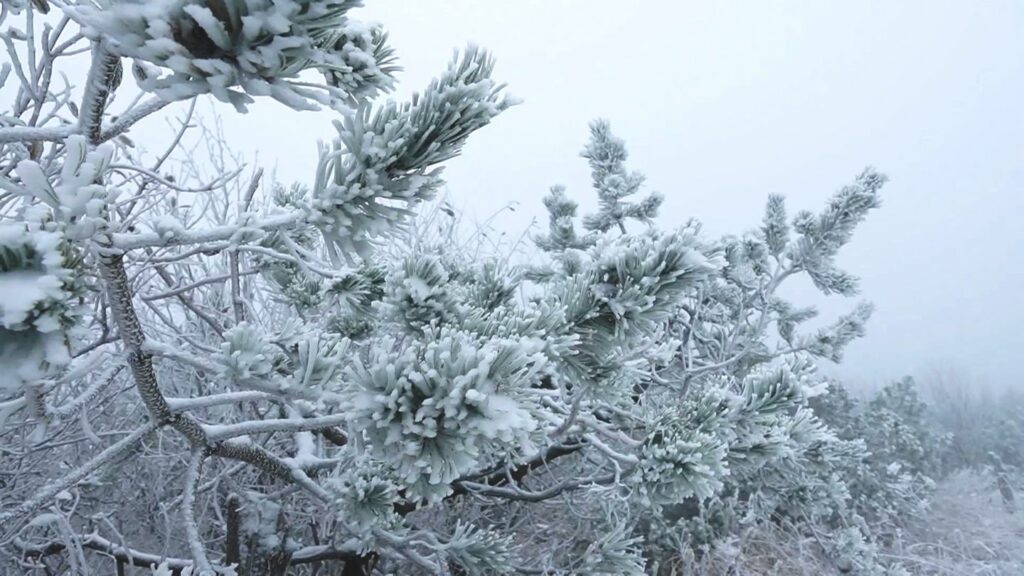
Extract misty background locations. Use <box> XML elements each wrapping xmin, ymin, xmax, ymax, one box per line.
<box><xmin>130</xmin><ymin>1</ymin><xmax>1023</xmax><ymax>390</ymax></box>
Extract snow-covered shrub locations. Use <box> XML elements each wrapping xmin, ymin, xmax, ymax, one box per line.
<box><xmin>0</xmin><ymin>3</ymin><xmax>937</xmax><ymax>574</ymax></box>
<box><xmin>864</xmin><ymin>377</ymin><xmax>948</xmax><ymax>478</ymax></box>
<box><xmin>924</xmin><ymin>373</ymin><xmax>1024</xmax><ymax>474</ymax></box>
<box><xmin>810</xmin><ymin>379</ymin><xmax>940</xmax><ymax>530</ymax></box>
<box><xmin>346</xmin><ymin>329</ymin><xmax>545</xmax><ymax>502</ymax></box>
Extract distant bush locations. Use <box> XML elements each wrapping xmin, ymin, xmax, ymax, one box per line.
<box><xmin>812</xmin><ymin>379</ymin><xmax>943</xmax><ymax>532</ymax></box>
<box><xmin>923</xmin><ymin>373</ymin><xmax>1024</xmax><ymax>474</ymax></box>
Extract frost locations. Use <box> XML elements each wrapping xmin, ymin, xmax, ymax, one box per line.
<box><xmin>216</xmin><ymin>323</ymin><xmax>276</xmax><ymax>382</ymax></box>
<box><xmin>69</xmin><ymin>0</ymin><xmax>397</xmax><ymax>111</ymax></box>
<box><xmin>580</xmin><ymin>120</ymin><xmax>663</xmax><ymax>234</ymax></box>
<box><xmin>0</xmin><ymin>270</ymin><xmax>62</xmax><ymax>328</ymax></box>
<box><xmin>240</xmin><ymin>493</ymin><xmax>294</xmax><ymax>555</ymax></box>
<box><xmin>328</xmin><ymin>456</ymin><xmax>402</xmax><ymax>535</ymax></box>
<box><xmin>346</xmin><ymin>330</ymin><xmax>543</xmax><ymax>502</ymax></box>
<box><xmin>150</xmin><ymin>215</ymin><xmax>187</xmax><ymax>241</ymax></box>
<box><xmin>382</xmin><ymin>255</ymin><xmax>456</xmax><ymax>333</ymax></box>
<box><xmin>0</xmin><ymin>226</ymin><xmax>74</xmax><ymax>395</ymax></box>
<box><xmin>308</xmin><ymin>48</ymin><xmax>513</xmax><ymax>258</ymax></box>
<box><xmin>403</xmin><ymin>276</ymin><xmax>434</xmax><ymax>303</ymax></box>
<box><xmin>0</xmin><ymin>136</ymin><xmax>117</xmax><ymax>241</ymax></box>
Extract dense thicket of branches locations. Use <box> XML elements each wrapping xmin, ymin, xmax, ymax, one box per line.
<box><xmin>0</xmin><ymin>2</ymin><xmax>1019</xmax><ymax>575</ymax></box>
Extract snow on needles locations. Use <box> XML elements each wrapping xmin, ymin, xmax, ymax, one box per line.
<box><xmin>69</xmin><ymin>0</ymin><xmax>397</xmax><ymax>111</ymax></box>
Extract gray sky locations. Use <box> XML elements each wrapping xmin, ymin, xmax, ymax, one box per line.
<box><xmin>158</xmin><ymin>1</ymin><xmax>1024</xmax><ymax>389</ymax></box>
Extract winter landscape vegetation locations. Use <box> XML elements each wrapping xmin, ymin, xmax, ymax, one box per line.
<box><xmin>0</xmin><ymin>1</ymin><xmax>1022</xmax><ymax>575</ymax></box>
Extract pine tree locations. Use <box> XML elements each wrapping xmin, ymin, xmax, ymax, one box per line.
<box><xmin>0</xmin><ymin>3</ymin><xmax>935</xmax><ymax>575</ymax></box>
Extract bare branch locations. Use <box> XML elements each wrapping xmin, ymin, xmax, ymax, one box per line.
<box><xmin>0</xmin><ymin>422</ymin><xmax>158</xmax><ymax>527</ymax></box>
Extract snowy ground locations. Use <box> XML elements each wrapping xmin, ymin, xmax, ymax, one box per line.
<box><xmin>668</xmin><ymin>470</ymin><xmax>1024</xmax><ymax>576</ymax></box>
<box><xmin>893</xmin><ymin>470</ymin><xmax>1024</xmax><ymax>575</ymax></box>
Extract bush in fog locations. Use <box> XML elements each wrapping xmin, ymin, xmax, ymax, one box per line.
<box><xmin>811</xmin><ymin>379</ymin><xmax>943</xmax><ymax>532</ymax></box>
<box><xmin>923</xmin><ymin>372</ymin><xmax>1024</xmax><ymax>474</ymax></box>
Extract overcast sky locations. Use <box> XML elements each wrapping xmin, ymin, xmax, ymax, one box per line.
<box><xmin>143</xmin><ymin>1</ymin><xmax>1024</xmax><ymax>390</ymax></box>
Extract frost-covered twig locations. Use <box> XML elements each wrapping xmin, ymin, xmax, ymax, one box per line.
<box><xmin>141</xmin><ymin>269</ymin><xmax>258</xmax><ymax>302</ymax></box>
<box><xmin>230</xmin><ymin>168</ymin><xmax>263</xmax><ymax>324</ymax></box>
<box><xmin>16</xmin><ymin>532</ymin><xmax>194</xmax><ymax>570</ymax></box>
<box><xmin>166</xmin><ymin>391</ymin><xmax>278</xmax><ymax>413</ymax></box>
<box><xmin>204</xmin><ymin>413</ymin><xmax>349</xmax><ymax>441</ymax></box>
<box><xmin>98</xmin><ymin>96</ymin><xmax>171</xmax><ymax>143</ymax></box>
<box><xmin>183</xmin><ymin>448</ymin><xmax>214</xmax><ymax>575</ymax></box>
<box><xmin>110</xmin><ymin>211</ymin><xmax>305</xmax><ymax>251</ymax></box>
<box><xmin>49</xmin><ymin>364</ymin><xmax>123</xmax><ymax>419</ymax></box>
<box><xmin>110</xmin><ymin>162</ymin><xmax>240</xmax><ymax>193</ymax></box>
<box><xmin>0</xmin><ymin>422</ymin><xmax>157</xmax><ymax>527</ymax></box>
<box><xmin>582</xmin><ymin>433</ymin><xmax>640</xmax><ymax>466</ymax></box>
<box><xmin>0</xmin><ymin>123</ymin><xmax>75</xmax><ymax>144</ymax></box>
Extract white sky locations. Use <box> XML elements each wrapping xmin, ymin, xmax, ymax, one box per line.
<box><xmin>21</xmin><ymin>1</ymin><xmax>1024</xmax><ymax>390</ymax></box>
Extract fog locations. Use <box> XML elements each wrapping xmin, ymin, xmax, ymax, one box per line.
<box><xmin>156</xmin><ymin>1</ymin><xmax>1024</xmax><ymax>390</ymax></box>
<box><xmin>4</xmin><ymin>3</ymin><xmax>1024</xmax><ymax>573</ymax></box>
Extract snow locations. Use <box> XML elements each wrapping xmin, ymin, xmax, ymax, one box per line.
<box><xmin>0</xmin><ymin>226</ymin><xmax>73</xmax><ymax>394</ymax></box>
<box><xmin>478</xmin><ymin>394</ymin><xmax>537</xmax><ymax>441</ymax></box>
<box><xmin>0</xmin><ymin>270</ymin><xmax>61</xmax><ymax>328</ymax></box>
<box><xmin>70</xmin><ymin>0</ymin><xmax>395</xmax><ymax>111</ymax></box>
<box><xmin>0</xmin><ymin>331</ymin><xmax>63</xmax><ymax>395</ymax></box>
<box><xmin>182</xmin><ymin>5</ymin><xmax>232</xmax><ymax>50</ymax></box>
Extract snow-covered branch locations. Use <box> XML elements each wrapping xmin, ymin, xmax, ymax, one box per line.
<box><xmin>166</xmin><ymin>391</ymin><xmax>278</xmax><ymax>413</ymax></box>
<box><xmin>204</xmin><ymin>413</ymin><xmax>349</xmax><ymax>441</ymax></box>
<box><xmin>109</xmin><ymin>211</ymin><xmax>305</xmax><ymax>251</ymax></box>
<box><xmin>0</xmin><ymin>123</ymin><xmax>75</xmax><ymax>144</ymax></box>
